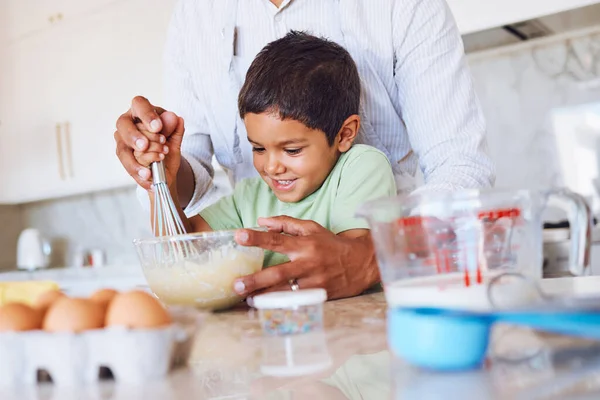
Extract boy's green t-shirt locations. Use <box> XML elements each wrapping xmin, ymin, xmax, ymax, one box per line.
<box><xmin>199</xmin><ymin>144</ymin><xmax>397</xmax><ymax>266</ymax></box>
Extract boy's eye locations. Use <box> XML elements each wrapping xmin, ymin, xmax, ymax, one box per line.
<box><xmin>252</xmin><ymin>147</ymin><xmax>265</xmax><ymax>153</ymax></box>
<box><xmin>285</xmin><ymin>148</ymin><xmax>302</xmax><ymax>155</ymax></box>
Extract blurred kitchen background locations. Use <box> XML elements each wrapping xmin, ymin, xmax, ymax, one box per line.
<box><xmin>1</xmin><ymin>0</ymin><xmax>600</xmax><ymax>271</ymax></box>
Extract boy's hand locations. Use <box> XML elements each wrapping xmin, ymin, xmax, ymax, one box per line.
<box><xmin>232</xmin><ymin>217</ymin><xmax>379</xmax><ymax>300</ymax></box>
<box><xmin>132</xmin><ymin>115</ymin><xmax>185</xmax><ymax>191</ymax></box>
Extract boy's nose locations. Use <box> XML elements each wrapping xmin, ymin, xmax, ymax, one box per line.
<box><xmin>265</xmin><ymin>156</ymin><xmax>286</xmax><ymax>175</ymax></box>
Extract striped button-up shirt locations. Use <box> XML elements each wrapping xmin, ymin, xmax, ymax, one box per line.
<box><xmin>149</xmin><ymin>0</ymin><xmax>495</xmax><ymax>216</ymax></box>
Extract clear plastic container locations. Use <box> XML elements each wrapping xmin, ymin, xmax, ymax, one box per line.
<box><xmin>356</xmin><ymin>188</ymin><xmax>591</xmax><ymax>312</ymax></box>
<box><xmin>253</xmin><ymin>289</ymin><xmax>327</xmax><ymax>335</ymax></box>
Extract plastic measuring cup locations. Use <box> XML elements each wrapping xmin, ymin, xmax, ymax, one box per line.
<box><xmin>357</xmin><ymin>188</ymin><xmax>591</xmax><ymax>311</ymax></box>
<box><xmin>357</xmin><ymin>188</ymin><xmax>592</xmax><ymax>369</ymax></box>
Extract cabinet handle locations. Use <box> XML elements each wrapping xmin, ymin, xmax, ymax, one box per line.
<box><xmin>55</xmin><ymin>123</ymin><xmax>66</xmax><ymax>180</ymax></box>
<box><xmin>48</xmin><ymin>13</ymin><xmax>63</xmax><ymax>23</ymax></box>
<box><xmin>63</xmin><ymin>121</ymin><xmax>74</xmax><ymax>178</ymax></box>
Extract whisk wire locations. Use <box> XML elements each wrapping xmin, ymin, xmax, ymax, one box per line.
<box><xmin>151</xmin><ymin>161</ymin><xmax>197</xmax><ymax>262</ymax></box>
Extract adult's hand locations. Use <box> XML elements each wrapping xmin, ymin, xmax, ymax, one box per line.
<box><xmin>233</xmin><ymin>216</ymin><xmax>381</xmax><ymax>300</ymax></box>
<box><xmin>114</xmin><ymin>96</ymin><xmax>180</xmax><ymax>190</ymax></box>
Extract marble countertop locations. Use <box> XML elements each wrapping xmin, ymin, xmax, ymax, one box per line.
<box><xmin>2</xmin><ymin>277</ymin><xmax>600</xmax><ymax>399</ymax></box>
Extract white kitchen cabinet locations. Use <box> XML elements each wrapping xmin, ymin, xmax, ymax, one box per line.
<box><xmin>8</xmin><ymin>30</ymin><xmax>79</xmax><ymax>203</ymax></box>
<box><xmin>64</xmin><ymin>0</ymin><xmax>176</xmax><ymax>195</ymax></box>
<box><xmin>449</xmin><ymin>0</ymin><xmax>600</xmax><ymax>35</ymax></box>
<box><xmin>1</xmin><ymin>0</ymin><xmax>176</xmax><ymax>203</ymax></box>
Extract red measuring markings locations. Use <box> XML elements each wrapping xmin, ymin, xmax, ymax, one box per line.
<box><xmin>398</xmin><ymin>210</ymin><xmax>521</xmax><ymax>288</ymax></box>
<box><xmin>477</xmin><ymin>208</ymin><xmax>521</xmax><ymax>221</ymax></box>
<box><xmin>427</xmin><ymin>248</ymin><xmax>454</xmax><ymax>273</ymax></box>
<box><xmin>444</xmin><ymin>249</ymin><xmax>452</xmax><ymax>273</ymax></box>
<box><xmin>426</xmin><ymin>244</ymin><xmax>486</xmax><ymax>288</ymax></box>
<box><xmin>463</xmin><ymin>265</ymin><xmax>484</xmax><ymax>287</ymax></box>
<box><xmin>397</xmin><ymin>216</ymin><xmax>437</xmax><ymax>227</ymax></box>
<box><xmin>397</xmin><ymin>208</ymin><xmax>522</xmax><ymax>226</ymax></box>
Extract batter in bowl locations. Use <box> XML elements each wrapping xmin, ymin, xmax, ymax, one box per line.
<box><xmin>144</xmin><ymin>249</ymin><xmax>264</xmax><ymax>310</ymax></box>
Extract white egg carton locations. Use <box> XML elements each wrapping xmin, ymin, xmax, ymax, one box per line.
<box><xmin>0</xmin><ymin>307</ymin><xmax>203</xmax><ymax>387</ymax></box>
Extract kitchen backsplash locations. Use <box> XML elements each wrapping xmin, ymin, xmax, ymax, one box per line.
<box><xmin>1</xmin><ymin>25</ymin><xmax>600</xmax><ymax>269</ymax></box>
<box><xmin>469</xmin><ymin>26</ymin><xmax>600</xmax><ymax>193</ymax></box>
<box><xmin>0</xmin><ymin>205</ymin><xmax>22</xmax><ymax>270</ymax></box>
<box><xmin>18</xmin><ymin>186</ymin><xmax>150</xmax><ymax>269</ymax></box>
<box><xmin>1</xmin><ymin>171</ymin><xmax>234</xmax><ymax>270</ymax></box>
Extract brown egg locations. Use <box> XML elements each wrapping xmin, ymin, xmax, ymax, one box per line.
<box><xmin>34</xmin><ymin>290</ymin><xmax>66</xmax><ymax>313</ymax></box>
<box><xmin>90</xmin><ymin>288</ymin><xmax>118</xmax><ymax>308</ymax></box>
<box><xmin>105</xmin><ymin>290</ymin><xmax>171</xmax><ymax>329</ymax></box>
<box><xmin>43</xmin><ymin>298</ymin><xmax>105</xmax><ymax>332</ymax></box>
<box><xmin>0</xmin><ymin>303</ymin><xmax>43</xmax><ymax>332</ymax></box>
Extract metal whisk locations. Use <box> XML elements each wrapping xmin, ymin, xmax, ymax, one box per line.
<box><xmin>151</xmin><ymin>160</ymin><xmax>187</xmax><ymax>237</ymax></box>
<box><xmin>150</xmin><ymin>160</ymin><xmax>198</xmax><ymax>273</ymax></box>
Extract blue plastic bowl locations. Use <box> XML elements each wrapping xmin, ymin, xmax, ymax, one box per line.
<box><xmin>388</xmin><ymin>308</ymin><xmax>492</xmax><ymax>371</ymax></box>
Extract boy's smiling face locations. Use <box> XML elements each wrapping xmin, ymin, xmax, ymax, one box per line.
<box><xmin>245</xmin><ymin>112</ymin><xmax>357</xmax><ymax>203</ymax></box>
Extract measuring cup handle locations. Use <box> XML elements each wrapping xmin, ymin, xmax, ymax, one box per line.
<box><xmin>546</xmin><ymin>188</ymin><xmax>592</xmax><ymax>276</ymax></box>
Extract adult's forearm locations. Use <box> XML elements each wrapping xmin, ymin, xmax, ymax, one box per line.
<box><xmin>362</xmin><ymin>234</ymin><xmax>382</xmax><ymax>289</ymax></box>
<box><xmin>176</xmin><ymin>157</ymin><xmax>195</xmax><ymax>209</ymax></box>
<box><xmin>347</xmin><ymin>234</ymin><xmax>381</xmax><ymax>294</ymax></box>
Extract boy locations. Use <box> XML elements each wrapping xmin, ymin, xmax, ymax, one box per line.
<box><xmin>135</xmin><ymin>31</ymin><xmax>397</xmax><ymax>266</ymax></box>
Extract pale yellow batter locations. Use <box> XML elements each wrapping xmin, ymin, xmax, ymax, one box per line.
<box><xmin>144</xmin><ymin>249</ymin><xmax>263</xmax><ymax>310</ymax></box>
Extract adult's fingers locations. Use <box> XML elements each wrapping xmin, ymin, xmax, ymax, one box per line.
<box><xmin>132</xmin><ymin>112</ymin><xmax>179</xmax><ymax>146</ymax></box>
<box><xmin>133</xmin><ymin>111</ymin><xmax>178</xmax><ymax>141</ymax></box>
<box><xmin>130</xmin><ymin>96</ymin><xmax>164</xmax><ymax>133</ymax></box>
<box><xmin>257</xmin><ymin>216</ymin><xmax>325</xmax><ymax>236</ymax></box>
<box><xmin>115</xmin><ymin>132</ymin><xmax>152</xmax><ymax>189</ymax></box>
<box><xmin>233</xmin><ymin>261</ymin><xmax>307</xmax><ymax>296</ymax></box>
<box><xmin>159</xmin><ymin>111</ymin><xmax>180</xmax><ymax>138</ymax></box>
<box><xmin>116</xmin><ymin>113</ymin><xmax>151</xmax><ymax>152</ymax></box>
<box><xmin>133</xmin><ymin>150</ymin><xmax>165</xmax><ymax>167</ymax></box>
<box><xmin>235</xmin><ymin>229</ymin><xmax>299</xmax><ymax>254</ymax></box>
<box><xmin>143</xmin><ymin>141</ymin><xmax>169</xmax><ymax>155</ymax></box>
<box><xmin>133</xmin><ymin>122</ymin><xmax>167</xmax><ymax>145</ymax></box>
<box><xmin>164</xmin><ymin>116</ymin><xmax>185</xmax><ymax>153</ymax></box>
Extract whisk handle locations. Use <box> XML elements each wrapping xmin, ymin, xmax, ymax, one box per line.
<box><xmin>151</xmin><ymin>161</ymin><xmax>168</xmax><ymax>185</ymax></box>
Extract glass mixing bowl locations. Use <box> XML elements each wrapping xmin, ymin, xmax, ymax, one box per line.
<box><xmin>133</xmin><ymin>230</ymin><xmax>265</xmax><ymax>311</ymax></box>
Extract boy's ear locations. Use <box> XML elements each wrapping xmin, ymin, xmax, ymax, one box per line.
<box><xmin>336</xmin><ymin>115</ymin><xmax>360</xmax><ymax>152</ymax></box>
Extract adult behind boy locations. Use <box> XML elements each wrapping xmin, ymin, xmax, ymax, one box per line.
<box><xmin>134</xmin><ymin>32</ymin><xmax>396</xmax><ymax>300</ymax></box>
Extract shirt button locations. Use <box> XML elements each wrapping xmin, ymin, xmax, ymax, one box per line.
<box><xmin>274</xmin><ymin>14</ymin><xmax>282</xmax><ymax>22</ymax></box>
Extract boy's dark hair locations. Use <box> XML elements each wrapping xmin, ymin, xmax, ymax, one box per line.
<box><xmin>238</xmin><ymin>31</ymin><xmax>360</xmax><ymax>145</ymax></box>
